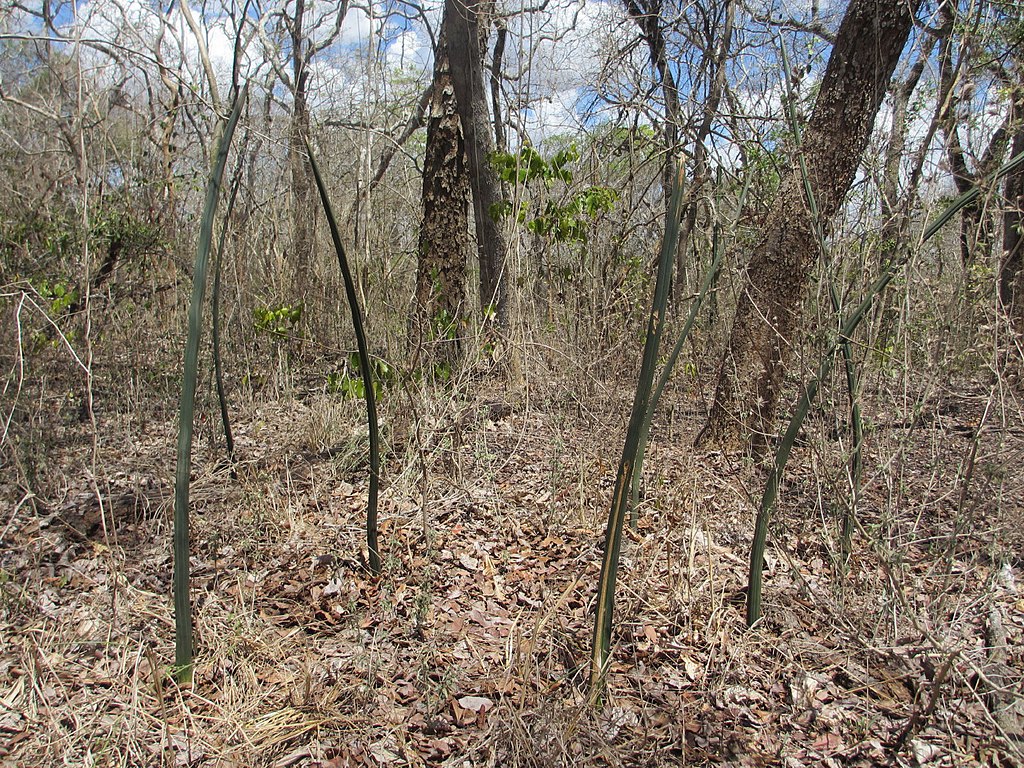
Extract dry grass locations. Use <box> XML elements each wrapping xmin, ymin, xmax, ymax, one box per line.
<box><xmin>1</xmin><ymin>310</ymin><xmax>1023</xmax><ymax>767</ymax></box>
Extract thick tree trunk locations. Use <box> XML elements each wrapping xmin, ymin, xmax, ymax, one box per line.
<box><xmin>699</xmin><ymin>0</ymin><xmax>918</xmax><ymax>451</ymax></box>
<box><xmin>412</xmin><ymin>8</ymin><xmax>470</xmax><ymax>369</ymax></box>
<box><xmin>446</xmin><ymin>0</ymin><xmax>509</xmax><ymax>327</ymax></box>
<box><xmin>1000</xmin><ymin>89</ymin><xmax>1024</xmax><ymax>337</ymax></box>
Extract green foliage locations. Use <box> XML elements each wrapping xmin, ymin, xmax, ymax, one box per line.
<box><xmin>33</xmin><ymin>277</ymin><xmax>79</xmax><ymax>314</ymax></box>
<box><xmin>327</xmin><ymin>354</ymin><xmax>392</xmax><ymax>400</ymax></box>
<box><xmin>488</xmin><ymin>199</ymin><xmax>517</xmax><ymax>222</ymax></box>
<box><xmin>491</xmin><ymin>144</ymin><xmax>578</xmax><ymax>186</ymax></box>
<box><xmin>524</xmin><ymin>186</ymin><xmax>618</xmax><ymax>244</ymax></box>
<box><xmin>431</xmin><ymin>359</ymin><xmax>452</xmax><ymax>382</ymax></box>
<box><xmin>91</xmin><ymin>204</ymin><xmax>162</xmax><ymax>252</ymax></box>
<box><xmin>26</xmin><ymin>276</ymin><xmax>80</xmax><ymax>351</ymax></box>
<box><xmin>327</xmin><ymin>372</ymin><xmax>368</xmax><ymax>399</ymax></box>
<box><xmin>1</xmin><ymin>195</ymin><xmax>164</xmax><ymax>289</ymax></box>
<box><xmin>430</xmin><ymin>306</ymin><xmax>458</xmax><ymax>342</ymax></box>
<box><xmin>490</xmin><ymin>143</ymin><xmax>617</xmax><ymax>245</ymax></box>
<box><xmin>253</xmin><ymin>303</ymin><xmax>303</xmax><ymax>339</ymax></box>
<box><xmin>0</xmin><ymin>209</ymin><xmax>78</xmax><ymax>277</ymax></box>
<box><xmin>598</xmin><ymin>124</ymin><xmax>659</xmax><ymax>158</ymax></box>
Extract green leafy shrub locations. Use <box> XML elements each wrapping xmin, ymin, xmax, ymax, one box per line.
<box><xmin>33</xmin><ymin>277</ymin><xmax>79</xmax><ymax>314</ymax></box>
<box><xmin>253</xmin><ymin>303</ymin><xmax>303</xmax><ymax>339</ymax></box>
<box><xmin>327</xmin><ymin>353</ymin><xmax>392</xmax><ymax>399</ymax></box>
<box><xmin>489</xmin><ymin>143</ymin><xmax>617</xmax><ymax>245</ymax></box>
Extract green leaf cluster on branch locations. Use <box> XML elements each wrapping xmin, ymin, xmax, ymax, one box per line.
<box><xmin>488</xmin><ymin>144</ymin><xmax>618</xmax><ymax>244</ymax></box>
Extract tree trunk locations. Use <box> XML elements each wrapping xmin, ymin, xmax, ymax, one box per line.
<box><xmin>411</xmin><ymin>7</ymin><xmax>470</xmax><ymax>370</ymax></box>
<box><xmin>1000</xmin><ymin>87</ymin><xmax>1024</xmax><ymax>337</ymax></box>
<box><xmin>699</xmin><ymin>0</ymin><xmax>919</xmax><ymax>451</ymax></box>
<box><xmin>446</xmin><ymin>0</ymin><xmax>509</xmax><ymax>327</ymax></box>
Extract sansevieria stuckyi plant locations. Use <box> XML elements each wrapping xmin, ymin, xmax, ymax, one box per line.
<box><xmin>744</xmin><ymin>141</ymin><xmax>1024</xmax><ymax>626</ymax></box>
<box><xmin>628</xmin><ymin>164</ymin><xmax>749</xmax><ymax>524</ymax></box>
<box><xmin>589</xmin><ymin>161</ymin><xmax>686</xmax><ymax>702</ymax></box>
<box><xmin>303</xmin><ymin>136</ymin><xmax>382</xmax><ymax>574</ymax></box>
<box><xmin>174</xmin><ymin>85</ymin><xmax>248</xmax><ymax>685</ymax></box>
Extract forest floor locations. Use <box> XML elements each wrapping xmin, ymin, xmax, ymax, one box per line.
<box><xmin>2</xmin><ymin>353</ymin><xmax>1024</xmax><ymax>767</ymax></box>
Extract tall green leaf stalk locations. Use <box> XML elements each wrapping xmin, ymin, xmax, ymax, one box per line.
<box><xmin>174</xmin><ymin>87</ymin><xmax>248</xmax><ymax>685</ymax></box>
<box><xmin>303</xmin><ymin>137</ymin><xmax>382</xmax><ymax>574</ymax></box>
<box><xmin>629</xmin><ymin>165</ymin><xmax>751</xmax><ymax>523</ymax></box>
<box><xmin>745</xmin><ymin>144</ymin><xmax>1024</xmax><ymax>626</ymax></box>
<box><xmin>589</xmin><ymin>162</ymin><xmax>686</xmax><ymax>702</ymax></box>
<box><xmin>628</xmin><ymin>223</ymin><xmax>723</xmax><ymax>525</ymax></box>
<box><xmin>212</xmin><ymin>171</ymin><xmax>243</xmax><ymax>461</ymax></box>
<box><xmin>778</xmin><ymin>41</ymin><xmax>863</xmax><ymax>562</ymax></box>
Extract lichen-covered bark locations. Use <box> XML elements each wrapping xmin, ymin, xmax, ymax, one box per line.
<box><xmin>412</xmin><ymin>8</ymin><xmax>469</xmax><ymax>368</ymax></box>
<box><xmin>700</xmin><ymin>0</ymin><xmax>919</xmax><ymax>451</ymax></box>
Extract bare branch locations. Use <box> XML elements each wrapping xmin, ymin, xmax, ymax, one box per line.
<box><xmin>176</xmin><ymin>0</ymin><xmax>223</xmax><ymax>109</ymax></box>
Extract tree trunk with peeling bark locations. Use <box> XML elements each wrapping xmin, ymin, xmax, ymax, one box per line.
<box><xmin>699</xmin><ymin>0</ymin><xmax>919</xmax><ymax>451</ymax></box>
<box><xmin>412</xmin><ymin>7</ymin><xmax>470</xmax><ymax>369</ymax></box>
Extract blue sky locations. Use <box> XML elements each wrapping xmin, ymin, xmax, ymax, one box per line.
<box><xmin>3</xmin><ymin>0</ymin><xmax>1006</xmax><ymax>179</ymax></box>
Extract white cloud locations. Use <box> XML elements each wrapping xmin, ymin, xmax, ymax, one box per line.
<box><xmin>384</xmin><ymin>28</ymin><xmax>430</xmax><ymax>73</ymax></box>
<box><xmin>338</xmin><ymin>4</ymin><xmax>377</xmax><ymax>46</ymax></box>
<box><xmin>307</xmin><ymin>54</ymin><xmax>368</xmax><ymax>112</ymax></box>
<box><xmin>523</xmin><ymin>88</ymin><xmax>585</xmax><ymax>142</ymax></box>
<box><xmin>506</xmin><ymin>0</ymin><xmax>624</xmax><ymax>92</ymax></box>
<box><xmin>747</xmin><ymin>0</ymin><xmax>845</xmax><ymax>23</ymax></box>
<box><xmin>502</xmin><ymin>0</ymin><xmax>631</xmax><ymax>143</ymax></box>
